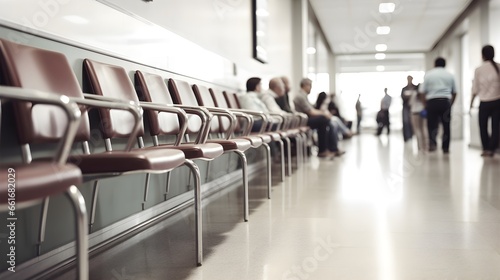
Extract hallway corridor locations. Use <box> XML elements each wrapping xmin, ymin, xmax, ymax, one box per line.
<box><xmin>54</xmin><ymin>133</ymin><xmax>500</xmax><ymax>280</ymax></box>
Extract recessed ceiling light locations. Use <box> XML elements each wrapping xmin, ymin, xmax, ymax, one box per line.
<box><xmin>376</xmin><ymin>65</ymin><xmax>385</xmax><ymax>71</ymax></box>
<box><xmin>375</xmin><ymin>44</ymin><xmax>388</xmax><ymax>51</ymax></box>
<box><xmin>375</xmin><ymin>53</ymin><xmax>386</xmax><ymax>60</ymax></box>
<box><xmin>62</xmin><ymin>15</ymin><xmax>88</xmax><ymax>25</ymax></box>
<box><xmin>379</xmin><ymin>3</ymin><xmax>396</xmax><ymax>13</ymax></box>
<box><xmin>306</xmin><ymin>47</ymin><xmax>317</xmax><ymax>54</ymax></box>
<box><xmin>376</xmin><ymin>26</ymin><xmax>391</xmax><ymax>35</ymax></box>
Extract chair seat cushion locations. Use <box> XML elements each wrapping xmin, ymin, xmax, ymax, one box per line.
<box><xmin>71</xmin><ymin>149</ymin><xmax>185</xmax><ymax>174</ymax></box>
<box><xmin>0</xmin><ymin>162</ymin><xmax>82</xmax><ymax>203</ymax></box>
<box><xmin>241</xmin><ymin>135</ymin><xmax>263</xmax><ymax>148</ymax></box>
<box><xmin>147</xmin><ymin>143</ymin><xmax>223</xmax><ymax>160</ymax></box>
<box><xmin>206</xmin><ymin>138</ymin><xmax>251</xmax><ymax>152</ymax></box>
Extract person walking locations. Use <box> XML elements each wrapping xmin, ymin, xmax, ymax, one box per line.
<box><xmin>355</xmin><ymin>94</ymin><xmax>362</xmax><ymax>134</ymax></box>
<box><xmin>401</xmin><ymin>76</ymin><xmax>416</xmax><ymax>142</ymax></box>
<box><xmin>419</xmin><ymin>57</ymin><xmax>457</xmax><ymax>153</ymax></box>
<box><xmin>409</xmin><ymin>84</ymin><xmax>428</xmax><ymax>151</ymax></box>
<box><xmin>376</xmin><ymin>88</ymin><xmax>392</xmax><ymax>135</ymax></box>
<box><xmin>470</xmin><ymin>45</ymin><xmax>500</xmax><ymax>157</ymax></box>
<box><xmin>293</xmin><ymin>78</ymin><xmax>344</xmax><ymax>157</ymax></box>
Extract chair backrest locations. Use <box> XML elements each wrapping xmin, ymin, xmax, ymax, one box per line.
<box><xmin>82</xmin><ymin>59</ymin><xmax>144</xmax><ymax>138</ymax></box>
<box><xmin>167</xmin><ymin>78</ymin><xmax>204</xmax><ymax>134</ymax></box>
<box><xmin>192</xmin><ymin>84</ymin><xmax>228</xmax><ymax>133</ymax></box>
<box><xmin>223</xmin><ymin>91</ymin><xmax>242</xmax><ymax>110</ymax></box>
<box><xmin>210</xmin><ymin>87</ymin><xmax>242</xmax><ymax>133</ymax></box>
<box><xmin>134</xmin><ymin>71</ymin><xmax>180</xmax><ymax>136</ymax></box>
<box><xmin>0</xmin><ymin>38</ymin><xmax>90</xmax><ymax>144</ymax></box>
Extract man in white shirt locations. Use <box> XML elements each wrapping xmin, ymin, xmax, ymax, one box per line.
<box><xmin>419</xmin><ymin>57</ymin><xmax>457</xmax><ymax>153</ymax></box>
<box><xmin>293</xmin><ymin>78</ymin><xmax>344</xmax><ymax>157</ymax></box>
<box><xmin>260</xmin><ymin>77</ymin><xmax>289</xmax><ymax>114</ymax></box>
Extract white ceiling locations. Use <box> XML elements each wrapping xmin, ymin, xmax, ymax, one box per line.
<box><xmin>309</xmin><ymin>0</ymin><xmax>473</xmax><ymax>72</ymax></box>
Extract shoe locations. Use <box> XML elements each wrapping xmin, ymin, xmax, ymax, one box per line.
<box><xmin>428</xmin><ymin>146</ymin><xmax>437</xmax><ymax>152</ymax></box>
<box><xmin>317</xmin><ymin>151</ymin><xmax>333</xmax><ymax>158</ymax></box>
<box><xmin>333</xmin><ymin>150</ymin><xmax>346</xmax><ymax>157</ymax></box>
<box><xmin>481</xmin><ymin>151</ymin><xmax>494</xmax><ymax>157</ymax></box>
<box><xmin>443</xmin><ymin>150</ymin><xmax>449</xmax><ymax>154</ymax></box>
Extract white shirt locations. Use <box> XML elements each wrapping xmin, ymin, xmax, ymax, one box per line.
<box><xmin>408</xmin><ymin>88</ymin><xmax>424</xmax><ymax>113</ymax></box>
<box><xmin>260</xmin><ymin>90</ymin><xmax>287</xmax><ymax>113</ymax></box>
<box><xmin>472</xmin><ymin>61</ymin><xmax>500</xmax><ymax>102</ymax></box>
<box><xmin>381</xmin><ymin>94</ymin><xmax>392</xmax><ymax>110</ymax></box>
<box><xmin>420</xmin><ymin>67</ymin><xmax>457</xmax><ymax>100</ymax></box>
<box><xmin>238</xmin><ymin>91</ymin><xmax>269</xmax><ymax>112</ymax></box>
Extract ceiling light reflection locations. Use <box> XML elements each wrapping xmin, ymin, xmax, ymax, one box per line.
<box><xmin>376</xmin><ymin>44</ymin><xmax>388</xmax><ymax>52</ymax></box>
<box><xmin>379</xmin><ymin>3</ymin><xmax>396</xmax><ymax>13</ymax></box>
<box><xmin>377</xmin><ymin>26</ymin><xmax>391</xmax><ymax>35</ymax></box>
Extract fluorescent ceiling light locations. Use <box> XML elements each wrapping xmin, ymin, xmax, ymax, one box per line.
<box><xmin>377</xmin><ymin>26</ymin><xmax>391</xmax><ymax>35</ymax></box>
<box><xmin>375</xmin><ymin>53</ymin><xmax>386</xmax><ymax>60</ymax></box>
<box><xmin>306</xmin><ymin>47</ymin><xmax>317</xmax><ymax>54</ymax></box>
<box><xmin>379</xmin><ymin>3</ymin><xmax>396</xmax><ymax>13</ymax></box>
<box><xmin>63</xmin><ymin>15</ymin><xmax>89</xmax><ymax>24</ymax></box>
<box><xmin>256</xmin><ymin>30</ymin><xmax>265</xmax><ymax>37</ymax></box>
<box><xmin>376</xmin><ymin>65</ymin><xmax>385</xmax><ymax>71</ymax></box>
<box><xmin>375</xmin><ymin>44</ymin><xmax>388</xmax><ymax>51</ymax></box>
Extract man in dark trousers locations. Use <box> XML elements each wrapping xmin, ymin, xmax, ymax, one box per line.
<box><xmin>419</xmin><ymin>57</ymin><xmax>457</xmax><ymax>153</ymax></box>
<box><xmin>401</xmin><ymin>75</ymin><xmax>416</xmax><ymax>142</ymax></box>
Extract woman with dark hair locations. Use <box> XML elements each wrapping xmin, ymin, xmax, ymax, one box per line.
<box><xmin>246</xmin><ymin>77</ymin><xmax>262</xmax><ymax>92</ymax></box>
<box><xmin>470</xmin><ymin>45</ymin><xmax>500</xmax><ymax>157</ymax></box>
<box><xmin>314</xmin><ymin>92</ymin><xmax>353</xmax><ymax>138</ymax></box>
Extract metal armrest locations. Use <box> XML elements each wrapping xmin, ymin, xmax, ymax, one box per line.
<box><xmin>78</xmin><ymin>94</ymin><xmax>142</xmax><ymax>151</ymax></box>
<box><xmin>224</xmin><ymin>108</ymin><xmax>270</xmax><ymax>134</ymax></box>
<box><xmin>226</xmin><ymin>110</ymin><xmax>253</xmax><ymax>136</ymax></box>
<box><xmin>139</xmin><ymin>102</ymin><xmax>188</xmax><ymax>146</ymax></box>
<box><xmin>169</xmin><ymin>104</ymin><xmax>212</xmax><ymax>144</ymax></box>
<box><xmin>0</xmin><ymin>86</ymin><xmax>81</xmax><ymax>164</ymax></box>
<box><xmin>201</xmin><ymin>106</ymin><xmax>237</xmax><ymax>140</ymax></box>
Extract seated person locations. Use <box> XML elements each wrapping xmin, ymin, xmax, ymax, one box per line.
<box><xmin>293</xmin><ymin>78</ymin><xmax>344</xmax><ymax>157</ymax></box>
<box><xmin>314</xmin><ymin>92</ymin><xmax>353</xmax><ymax>139</ymax></box>
<box><xmin>238</xmin><ymin>77</ymin><xmax>269</xmax><ymax>132</ymax></box>
<box><xmin>275</xmin><ymin>76</ymin><xmax>294</xmax><ymax>113</ymax></box>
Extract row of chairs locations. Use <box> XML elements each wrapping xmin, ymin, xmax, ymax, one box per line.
<box><xmin>0</xmin><ymin>38</ymin><xmax>310</xmax><ymax>279</ymax></box>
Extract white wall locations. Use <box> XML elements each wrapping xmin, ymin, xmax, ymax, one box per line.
<box><xmin>101</xmin><ymin>0</ymin><xmax>295</xmax><ymax>91</ymax></box>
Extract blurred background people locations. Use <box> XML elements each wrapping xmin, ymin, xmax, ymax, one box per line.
<box><xmin>470</xmin><ymin>45</ymin><xmax>500</xmax><ymax>157</ymax></box>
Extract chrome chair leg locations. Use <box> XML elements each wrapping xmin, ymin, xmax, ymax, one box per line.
<box><xmin>183</xmin><ymin>159</ymin><xmax>202</xmax><ymax>266</ymax></box>
<box><xmin>65</xmin><ymin>185</ymin><xmax>89</xmax><ymax>280</ymax></box>
<box><xmin>234</xmin><ymin>150</ymin><xmax>249</xmax><ymax>222</ymax></box>
<box><xmin>262</xmin><ymin>143</ymin><xmax>272</xmax><ymax>199</ymax></box>
<box><xmin>277</xmin><ymin>139</ymin><xmax>285</xmax><ymax>182</ymax></box>
<box><xmin>37</xmin><ymin>197</ymin><xmax>50</xmax><ymax>256</ymax></box>
<box><xmin>283</xmin><ymin>137</ymin><xmax>292</xmax><ymax>176</ymax></box>
<box><xmin>89</xmin><ymin>180</ymin><xmax>100</xmax><ymax>232</ymax></box>
<box><xmin>142</xmin><ymin>173</ymin><xmax>151</xmax><ymax>210</ymax></box>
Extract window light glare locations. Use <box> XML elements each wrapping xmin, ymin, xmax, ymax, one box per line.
<box><xmin>306</xmin><ymin>47</ymin><xmax>317</xmax><ymax>54</ymax></box>
<box><xmin>377</xmin><ymin>26</ymin><xmax>391</xmax><ymax>35</ymax></box>
<box><xmin>379</xmin><ymin>3</ymin><xmax>396</xmax><ymax>13</ymax></box>
<box><xmin>375</xmin><ymin>44</ymin><xmax>388</xmax><ymax>52</ymax></box>
<box><xmin>375</xmin><ymin>53</ymin><xmax>386</xmax><ymax>60</ymax></box>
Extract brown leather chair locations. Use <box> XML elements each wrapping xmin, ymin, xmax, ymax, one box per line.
<box><xmin>210</xmin><ymin>88</ymin><xmax>286</xmax><ymax>183</ymax></box>
<box><xmin>167</xmin><ymin>78</ymin><xmax>255</xmax><ymax>221</ymax></box>
<box><xmin>0</xmin><ymin>87</ymin><xmax>88</xmax><ymax>279</ymax></box>
<box><xmin>192</xmin><ymin>83</ymin><xmax>274</xmax><ymax>198</ymax></box>
<box><xmin>223</xmin><ymin>91</ymin><xmax>299</xmax><ymax>176</ymax></box>
<box><xmin>83</xmin><ymin>61</ymin><xmax>227</xmax><ymax>266</ymax></box>
<box><xmin>135</xmin><ymin>71</ymin><xmax>251</xmax><ymax>221</ymax></box>
<box><xmin>0</xmin><ymin>39</ymin><xmax>189</xmax><ymax>269</ymax></box>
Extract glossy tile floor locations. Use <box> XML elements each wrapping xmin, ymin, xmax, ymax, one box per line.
<box><xmin>53</xmin><ymin>132</ymin><xmax>500</xmax><ymax>280</ymax></box>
